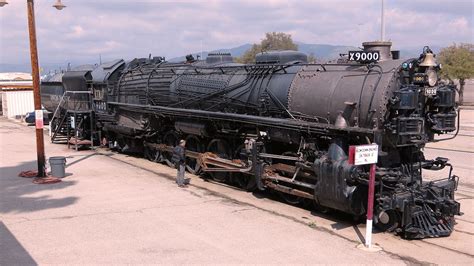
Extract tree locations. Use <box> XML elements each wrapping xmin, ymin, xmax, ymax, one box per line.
<box><xmin>307</xmin><ymin>52</ymin><xmax>317</xmax><ymax>63</ymax></box>
<box><xmin>438</xmin><ymin>43</ymin><xmax>474</xmax><ymax>105</ymax></box>
<box><xmin>236</xmin><ymin>32</ymin><xmax>298</xmax><ymax>64</ymax></box>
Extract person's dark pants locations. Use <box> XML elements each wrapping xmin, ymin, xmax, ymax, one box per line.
<box><xmin>176</xmin><ymin>164</ymin><xmax>185</xmax><ymax>186</ymax></box>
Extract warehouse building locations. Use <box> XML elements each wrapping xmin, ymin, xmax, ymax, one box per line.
<box><xmin>0</xmin><ymin>72</ymin><xmax>34</xmax><ymax>118</ymax></box>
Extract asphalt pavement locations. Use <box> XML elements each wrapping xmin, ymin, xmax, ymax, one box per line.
<box><xmin>0</xmin><ymin>118</ymin><xmax>403</xmax><ymax>264</ymax></box>
<box><xmin>0</xmin><ymin>112</ymin><xmax>472</xmax><ymax>264</ymax></box>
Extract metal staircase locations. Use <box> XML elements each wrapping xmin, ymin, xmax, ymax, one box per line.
<box><xmin>50</xmin><ymin>90</ymin><xmax>96</xmax><ymax>150</ymax></box>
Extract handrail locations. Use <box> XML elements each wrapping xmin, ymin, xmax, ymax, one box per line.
<box><xmin>50</xmin><ymin>90</ymin><xmax>93</xmax><ymax>143</ymax></box>
<box><xmin>51</xmin><ymin>109</ymin><xmax>69</xmax><ymax>141</ymax></box>
<box><xmin>51</xmin><ymin>91</ymin><xmax>68</xmax><ymax>121</ymax></box>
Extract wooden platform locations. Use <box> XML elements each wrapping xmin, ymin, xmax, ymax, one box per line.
<box><xmin>68</xmin><ymin>137</ymin><xmax>92</xmax><ymax>146</ymax></box>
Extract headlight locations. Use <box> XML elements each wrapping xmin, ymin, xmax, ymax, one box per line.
<box><xmin>426</xmin><ymin>69</ymin><xmax>438</xmax><ymax>87</ymax></box>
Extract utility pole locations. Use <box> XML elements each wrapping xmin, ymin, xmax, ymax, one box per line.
<box><xmin>27</xmin><ymin>0</ymin><xmax>46</xmax><ymax>177</ymax></box>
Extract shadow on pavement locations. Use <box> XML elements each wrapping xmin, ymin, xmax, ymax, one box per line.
<box><xmin>353</xmin><ymin>224</ymin><xmax>366</xmax><ymax>243</ymax></box>
<box><xmin>0</xmin><ymin>160</ymin><xmax>78</xmax><ymax>214</ymax></box>
<box><xmin>0</xmin><ymin>221</ymin><xmax>37</xmax><ymax>265</ymax></box>
<box><xmin>65</xmin><ymin>152</ymin><xmax>99</xmax><ymax>168</ymax></box>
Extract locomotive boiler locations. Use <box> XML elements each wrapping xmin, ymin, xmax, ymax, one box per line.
<box><xmin>48</xmin><ymin>41</ymin><xmax>461</xmax><ymax>239</ymax></box>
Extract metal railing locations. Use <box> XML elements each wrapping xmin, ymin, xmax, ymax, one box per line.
<box><xmin>50</xmin><ymin>90</ymin><xmax>95</xmax><ymax>150</ymax></box>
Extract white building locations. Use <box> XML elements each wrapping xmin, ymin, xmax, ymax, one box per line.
<box><xmin>0</xmin><ymin>72</ymin><xmax>34</xmax><ymax>118</ymax></box>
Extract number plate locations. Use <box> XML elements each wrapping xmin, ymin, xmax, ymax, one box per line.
<box><xmin>348</xmin><ymin>51</ymin><xmax>380</xmax><ymax>63</ymax></box>
<box><xmin>425</xmin><ymin>87</ymin><xmax>437</xmax><ymax>96</ymax></box>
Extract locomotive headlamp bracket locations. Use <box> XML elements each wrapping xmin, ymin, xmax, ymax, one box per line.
<box><xmin>425</xmin><ymin>68</ymin><xmax>438</xmax><ymax>87</ymax></box>
<box><xmin>412</xmin><ymin>73</ymin><xmax>427</xmax><ymax>84</ymax></box>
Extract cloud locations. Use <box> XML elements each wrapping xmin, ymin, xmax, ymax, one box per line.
<box><xmin>384</xmin><ymin>7</ymin><xmax>472</xmax><ymax>49</ymax></box>
<box><xmin>0</xmin><ymin>0</ymin><xmax>472</xmax><ymax>68</ymax></box>
<box><xmin>66</xmin><ymin>25</ymin><xmax>85</xmax><ymax>39</ymax></box>
<box><xmin>87</xmin><ymin>40</ymin><xmax>122</xmax><ymax>55</ymax></box>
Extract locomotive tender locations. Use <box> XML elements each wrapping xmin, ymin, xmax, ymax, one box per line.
<box><xmin>45</xmin><ymin>41</ymin><xmax>461</xmax><ymax>239</ymax></box>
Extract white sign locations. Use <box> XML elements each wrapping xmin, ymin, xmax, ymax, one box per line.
<box><xmin>354</xmin><ymin>144</ymin><xmax>378</xmax><ymax>165</ymax></box>
<box><xmin>35</xmin><ymin>110</ymin><xmax>44</xmax><ymax>129</ymax></box>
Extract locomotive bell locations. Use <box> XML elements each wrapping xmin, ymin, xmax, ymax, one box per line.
<box><xmin>419</xmin><ymin>51</ymin><xmax>437</xmax><ymax>67</ymax></box>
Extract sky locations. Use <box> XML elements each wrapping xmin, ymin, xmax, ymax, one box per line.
<box><xmin>0</xmin><ymin>0</ymin><xmax>472</xmax><ymax>68</ymax></box>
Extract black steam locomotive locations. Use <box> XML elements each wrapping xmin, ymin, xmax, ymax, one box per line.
<box><xmin>43</xmin><ymin>42</ymin><xmax>461</xmax><ymax>239</ymax></box>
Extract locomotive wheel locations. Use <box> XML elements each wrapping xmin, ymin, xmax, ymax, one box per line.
<box><xmin>206</xmin><ymin>139</ymin><xmax>232</xmax><ymax>182</ymax></box>
<box><xmin>163</xmin><ymin>131</ymin><xmax>180</xmax><ymax>168</ymax></box>
<box><xmin>232</xmin><ymin>144</ymin><xmax>253</xmax><ymax>190</ymax></box>
<box><xmin>313</xmin><ymin>202</ymin><xmax>330</xmax><ymax>214</ymax></box>
<box><xmin>144</xmin><ymin>145</ymin><xmax>161</xmax><ymax>162</ymax></box>
<box><xmin>278</xmin><ymin>192</ymin><xmax>302</xmax><ymax>205</ymax></box>
<box><xmin>185</xmin><ymin>135</ymin><xmax>204</xmax><ymax>175</ymax></box>
<box><xmin>374</xmin><ymin>209</ymin><xmax>400</xmax><ymax>232</ymax></box>
<box><xmin>237</xmin><ymin>175</ymin><xmax>254</xmax><ymax>191</ymax></box>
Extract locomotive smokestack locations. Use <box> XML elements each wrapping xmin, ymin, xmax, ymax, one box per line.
<box><xmin>362</xmin><ymin>41</ymin><xmax>392</xmax><ymax>61</ymax></box>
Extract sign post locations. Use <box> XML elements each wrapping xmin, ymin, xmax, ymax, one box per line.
<box><xmin>366</xmin><ymin>163</ymin><xmax>376</xmax><ymax>248</ymax></box>
<box><xmin>348</xmin><ymin>144</ymin><xmax>379</xmax><ymax>249</ymax></box>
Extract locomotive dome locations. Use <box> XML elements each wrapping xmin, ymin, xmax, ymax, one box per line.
<box><xmin>206</xmin><ymin>52</ymin><xmax>234</xmax><ymax>64</ymax></box>
<box><xmin>256</xmin><ymin>50</ymin><xmax>308</xmax><ymax>64</ymax></box>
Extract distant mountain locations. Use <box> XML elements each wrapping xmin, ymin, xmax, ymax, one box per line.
<box><xmin>168</xmin><ymin>43</ymin><xmax>253</xmax><ymax>62</ymax></box>
<box><xmin>1</xmin><ymin>42</ymin><xmax>437</xmax><ymax>73</ymax></box>
<box><xmin>0</xmin><ymin>62</ymin><xmax>78</xmax><ymax>75</ymax></box>
<box><xmin>169</xmin><ymin>42</ymin><xmax>442</xmax><ymax>63</ymax></box>
<box><xmin>397</xmin><ymin>45</ymin><xmax>443</xmax><ymax>60</ymax></box>
<box><xmin>170</xmin><ymin>42</ymin><xmax>367</xmax><ymax>62</ymax></box>
<box><xmin>296</xmin><ymin>42</ymin><xmax>358</xmax><ymax>61</ymax></box>
<box><xmin>0</xmin><ymin>63</ymin><xmax>31</xmax><ymax>73</ymax></box>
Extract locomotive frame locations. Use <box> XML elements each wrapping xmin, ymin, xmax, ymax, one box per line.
<box><xmin>43</xmin><ymin>43</ymin><xmax>461</xmax><ymax>239</ymax></box>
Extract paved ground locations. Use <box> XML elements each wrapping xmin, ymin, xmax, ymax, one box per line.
<box><xmin>0</xmin><ymin>118</ymin><xmax>402</xmax><ymax>264</ymax></box>
<box><xmin>0</xmin><ymin>111</ymin><xmax>473</xmax><ymax>264</ymax></box>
